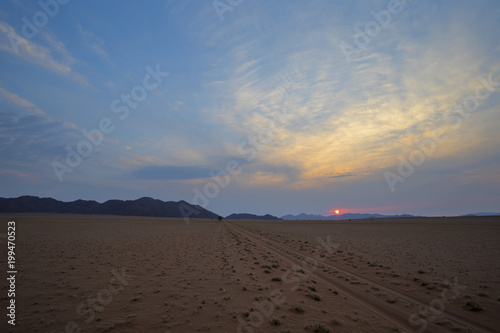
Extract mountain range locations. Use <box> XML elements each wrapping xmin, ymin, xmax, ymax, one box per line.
<box><xmin>462</xmin><ymin>212</ymin><xmax>500</xmax><ymax>216</ymax></box>
<box><xmin>225</xmin><ymin>213</ymin><xmax>281</xmax><ymax>220</ymax></box>
<box><xmin>1</xmin><ymin>196</ymin><xmax>498</xmax><ymax>220</ymax></box>
<box><xmin>0</xmin><ymin>196</ymin><xmax>219</xmax><ymax>219</ymax></box>
<box><xmin>281</xmin><ymin>212</ymin><xmax>500</xmax><ymax>220</ymax></box>
<box><xmin>280</xmin><ymin>213</ymin><xmax>417</xmax><ymax>220</ymax></box>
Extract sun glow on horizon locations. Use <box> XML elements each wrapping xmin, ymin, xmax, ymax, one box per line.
<box><xmin>329</xmin><ymin>209</ymin><xmax>341</xmax><ymax>215</ymax></box>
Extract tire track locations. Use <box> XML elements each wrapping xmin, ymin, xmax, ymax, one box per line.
<box><xmin>225</xmin><ymin>222</ymin><xmax>418</xmax><ymax>332</ymax></box>
<box><xmin>226</xmin><ymin>222</ymin><xmax>495</xmax><ymax>333</ymax></box>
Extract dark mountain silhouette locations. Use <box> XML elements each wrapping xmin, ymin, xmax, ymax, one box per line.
<box><xmin>225</xmin><ymin>213</ymin><xmax>281</xmax><ymax>220</ymax></box>
<box><xmin>0</xmin><ymin>196</ymin><xmax>219</xmax><ymax>219</ymax></box>
<box><xmin>281</xmin><ymin>213</ymin><xmax>327</xmax><ymax>220</ymax></box>
<box><xmin>462</xmin><ymin>212</ymin><xmax>500</xmax><ymax>216</ymax></box>
<box><xmin>281</xmin><ymin>213</ymin><xmax>416</xmax><ymax>220</ymax></box>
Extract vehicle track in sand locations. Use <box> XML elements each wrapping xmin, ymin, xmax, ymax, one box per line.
<box><xmin>226</xmin><ymin>222</ymin><xmax>495</xmax><ymax>333</ymax></box>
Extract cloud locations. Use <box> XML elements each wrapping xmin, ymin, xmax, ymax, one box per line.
<box><xmin>0</xmin><ymin>112</ymin><xmax>78</xmax><ymax>165</ymax></box>
<box><xmin>131</xmin><ymin>165</ymin><xmax>213</xmax><ymax>180</ymax></box>
<box><xmin>0</xmin><ymin>21</ymin><xmax>90</xmax><ymax>86</ymax></box>
<box><xmin>327</xmin><ymin>172</ymin><xmax>362</xmax><ymax>179</ymax></box>
<box><xmin>76</xmin><ymin>24</ymin><xmax>111</xmax><ymax>63</ymax></box>
<box><xmin>193</xmin><ymin>1</ymin><xmax>500</xmax><ymax>190</ymax></box>
<box><xmin>0</xmin><ymin>88</ymin><xmax>86</xmax><ymax>174</ymax></box>
<box><xmin>0</xmin><ymin>87</ymin><xmax>45</xmax><ymax>116</ymax></box>
<box><xmin>232</xmin><ymin>162</ymin><xmax>300</xmax><ymax>188</ymax></box>
<box><xmin>41</xmin><ymin>31</ymin><xmax>76</xmax><ymax>66</ymax></box>
<box><xmin>0</xmin><ymin>169</ymin><xmax>39</xmax><ymax>182</ymax></box>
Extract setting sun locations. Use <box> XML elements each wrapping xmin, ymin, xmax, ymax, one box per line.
<box><xmin>334</xmin><ymin>209</ymin><xmax>340</xmax><ymax>215</ymax></box>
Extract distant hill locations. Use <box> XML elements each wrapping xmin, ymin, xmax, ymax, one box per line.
<box><xmin>0</xmin><ymin>196</ymin><xmax>219</xmax><ymax>219</ymax></box>
<box><xmin>281</xmin><ymin>213</ymin><xmax>326</xmax><ymax>220</ymax></box>
<box><xmin>225</xmin><ymin>213</ymin><xmax>281</xmax><ymax>220</ymax></box>
<box><xmin>462</xmin><ymin>212</ymin><xmax>500</xmax><ymax>216</ymax></box>
<box><xmin>281</xmin><ymin>212</ymin><xmax>416</xmax><ymax>220</ymax></box>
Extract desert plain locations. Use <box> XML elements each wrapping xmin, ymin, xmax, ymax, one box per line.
<box><xmin>0</xmin><ymin>214</ymin><xmax>499</xmax><ymax>333</ymax></box>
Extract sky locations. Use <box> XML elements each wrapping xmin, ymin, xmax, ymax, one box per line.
<box><xmin>0</xmin><ymin>0</ymin><xmax>499</xmax><ymax>217</ymax></box>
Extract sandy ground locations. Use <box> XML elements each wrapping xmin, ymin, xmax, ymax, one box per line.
<box><xmin>0</xmin><ymin>214</ymin><xmax>499</xmax><ymax>333</ymax></box>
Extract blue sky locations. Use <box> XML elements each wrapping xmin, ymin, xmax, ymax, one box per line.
<box><xmin>0</xmin><ymin>0</ymin><xmax>499</xmax><ymax>217</ymax></box>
